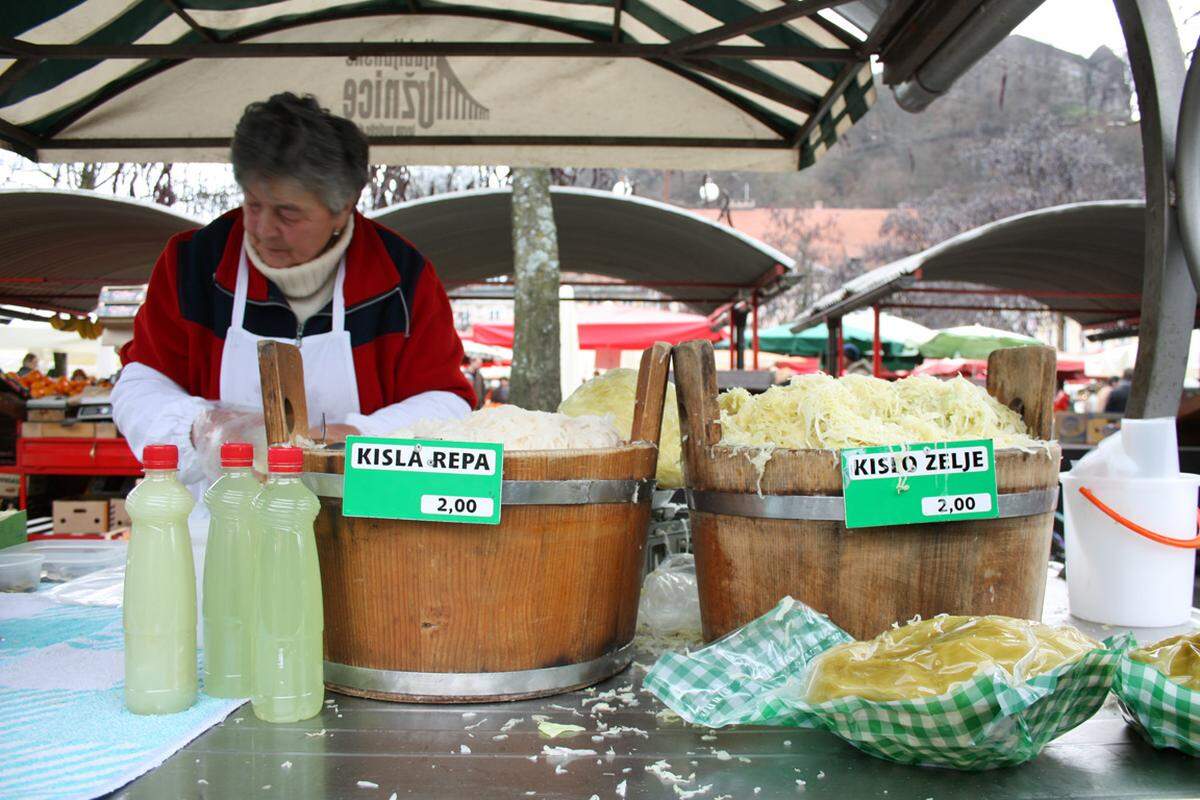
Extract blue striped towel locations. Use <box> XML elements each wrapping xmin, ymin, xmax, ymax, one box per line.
<box><xmin>0</xmin><ymin>594</ymin><xmax>245</xmax><ymax>800</ymax></box>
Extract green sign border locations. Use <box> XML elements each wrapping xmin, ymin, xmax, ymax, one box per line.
<box><xmin>840</xmin><ymin>439</ymin><xmax>998</xmax><ymax>529</ymax></box>
<box><xmin>342</xmin><ymin>435</ymin><xmax>504</xmax><ymax>525</ymax></box>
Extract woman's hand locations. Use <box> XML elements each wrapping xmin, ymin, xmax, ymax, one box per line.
<box><xmin>307</xmin><ymin>423</ymin><xmax>361</xmax><ymax>444</ymax></box>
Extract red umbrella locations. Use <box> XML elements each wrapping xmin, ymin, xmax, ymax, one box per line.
<box><xmin>472</xmin><ymin>306</ymin><xmax>726</xmax><ymax>350</ymax></box>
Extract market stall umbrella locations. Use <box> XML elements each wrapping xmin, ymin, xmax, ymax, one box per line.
<box><xmin>0</xmin><ymin>2</ymin><xmax>882</xmax><ymax>171</ymax></box>
<box><xmin>756</xmin><ymin>321</ymin><xmax>875</xmax><ymax>356</ymax></box>
<box><xmin>471</xmin><ymin>307</ymin><xmax>723</xmax><ymax>350</ymax></box>
<box><xmin>918</xmin><ymin>325</ymin><xmax>1042</xmax><ymax>360</ymax></box>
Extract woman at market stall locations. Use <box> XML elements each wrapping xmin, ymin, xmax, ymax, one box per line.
<box><xmin>113</xmin><ymin>92</ymin><xmax>474</xmax><ymax>490</ymax></box>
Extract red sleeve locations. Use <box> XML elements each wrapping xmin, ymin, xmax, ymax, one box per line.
<box><xmin>120</xmin><ymin>234</ymin><xmax>194</xmax><ymax>391</ymax></box>
<box><xmin>392</xmin><ymin>262</ymin><xmax>475</xmax><ymax>408</ymax></box>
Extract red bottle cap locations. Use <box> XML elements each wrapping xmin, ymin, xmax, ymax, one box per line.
<box><xmin>267</xmin><ymin>446</ymin><xmax>304</xmax><ymax>473</ymax></box>
<box><xmin>220</xmin><ymin>442</ymin><xmax>254</xmax><ymax>468</ymax></box>
<box><xmin>142</xmin><ymin>443</ymin><xmax>178</xmax><ymax>470</ymax></box>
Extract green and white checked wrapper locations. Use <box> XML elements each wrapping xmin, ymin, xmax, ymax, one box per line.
<box><xmin>645</xmin><ymin>597</ymin><xmax>1131</xmax><ymax>770</ymax></box>
<box><xmin>1114</xmin><ymin>654</ymin><xmax>1200</xmax><ymax>757</ymax></box>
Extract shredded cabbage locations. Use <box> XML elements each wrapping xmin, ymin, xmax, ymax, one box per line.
<box><xmin>559</xmin><ymin>368</ymin><xmax>683</xmax><ymax>488</ymax></box>
<box><xmin>803</xmin><ymin>615</ymin><xmax>1100</xmax><ymax>703</ymax></box>
<box><xmin>389</xmin><ymin>405</ymin><xmax>621</xmax><ymax>450</ymax></box>
<box><xmin>718</xmin><ymin>374</ymin><xmax>1041</xmax><ymax>451</ymax></box>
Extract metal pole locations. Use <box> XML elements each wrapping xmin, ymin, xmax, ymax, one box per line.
<box><xmin>752</xmin><ymin>291</ymin><xmax>761</xmax><ymax>370</ymax></box>
<box><xmin>1177</xmin><ymin>34</ymin><xmax>1200</xmax><ymax>288</ymax></box>
<box><xmin>1115</xmin><ymin>0</ymin><xmax>1191</xmax><ymax>419</ymax></box>
<box><xmin>873</xmin><ymin>304</ymin><xmax>883</xmax><ymax>378</ymax></box>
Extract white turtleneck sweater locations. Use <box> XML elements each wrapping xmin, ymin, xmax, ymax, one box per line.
<box><xmin>244</xmin><ymin>216</ymin><xmax>354</xmax><ymax>325</ymax></box>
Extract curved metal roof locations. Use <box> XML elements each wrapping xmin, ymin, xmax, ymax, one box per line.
<box><xmin>791</xmin><ymin>200</ymin><xmax>1151</xmax><ymax>329</ymax></box>
<box><xmin>0</xmin><ymin>189</ymin><xmax>200</xmax><ymax>313</ymax></box>
<box><xmin>369</xmin><ymin>186</ymin><xmax>794</xmax><ymax>313</ymax></box>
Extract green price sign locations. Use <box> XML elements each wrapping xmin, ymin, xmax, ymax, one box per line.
<box><xmin>342</xmin><ymin>436</ymin><xmax>504</xmax><ymax>525</ymax></box>
<box><xmin>840</xmin><ymin>439</ymin><xmax>998</xmax><ymax>529</ymax></box>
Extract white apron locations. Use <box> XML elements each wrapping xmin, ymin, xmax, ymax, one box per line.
<box><xmin>218</xmin><ymin>246</ymin><xmax>361</xmax><ymax>428</ymax></box>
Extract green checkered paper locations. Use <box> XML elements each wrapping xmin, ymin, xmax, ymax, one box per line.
<box><xmin>1114</xmin><ymin>654</ymin><xmax>1200</xmax><ymax>757</ymax></box>
<box><xmin>645</xmin><ymin>597</ymin><xmax>1130</xmax><ymax>770</ymax></box>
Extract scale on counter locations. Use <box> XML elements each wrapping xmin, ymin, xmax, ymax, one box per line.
<box><xmin>27</xmin><ymin>394</ymin><xmax>114</xmax><ymax>423</ymax></box>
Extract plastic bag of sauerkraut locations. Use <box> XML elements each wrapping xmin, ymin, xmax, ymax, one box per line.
<box><xmin>1114</xmin><ymin>631</ymin><xmax>1200</xmax><ymax>756</ymax></box>
<box><xmin>644</xmin><ymin>597</ymin><xmax>1129</xmax><ymax>770</ymax></box>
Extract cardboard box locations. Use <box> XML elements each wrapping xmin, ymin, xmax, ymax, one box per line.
<box><xmin>109</xmin><ymin>498</ymin><xmax>131</xmax><ymax>529</ymax></box>
<box><xmin>53</xmin><ymin>498</ymin><xmax>110</xmax><ymax>535</ymax></box>
<box><xmin>23</xmin><ymin>422</ymin><xmax>97</xmax><ymax>438</ymax></box>
<box><xmin>0</xmin><ymin>473</ymin><xmax>18</xmax><ymax>499</ymax></box>
<box><xmin>1086</xmin><ymin>414</ymin><xmax>1122</xmax><ymax>445</ymax></box>
<box><xmin>27</xmin><ymin>408</ymin><xmax>66</xmax><ymax>422</ymax></box>
<box><xmin>94</xmin><ymin>422</ymin><xmax>119</xmax><ymax>439</ymax></box>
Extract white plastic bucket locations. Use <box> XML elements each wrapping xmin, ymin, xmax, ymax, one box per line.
<box><xmin>1059</xmin><ymin>472</ymin><xmax>1199</xmax><ymax>627</ymax></box>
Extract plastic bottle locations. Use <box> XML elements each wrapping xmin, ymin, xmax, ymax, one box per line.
<box><xmin>202</xmin><ymin>442</ymin><xmax>259</xmax><ymax>698</ymax></box>
<box><xmin>123</xmin><ymin>443</ymin><xmax>197</xmax><ymax>714</ymax></box>
<box><xmin>250</xmin><ymin>446</ymin><xmax>324</xmax><ymax>723</ymax></box>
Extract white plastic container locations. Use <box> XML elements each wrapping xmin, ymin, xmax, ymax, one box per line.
<box><xmin>1060</xmin><ymin>417</ymin><xmax>1200</xmax><ymax>627</ymax></box>
<box><xmin>0</xmin><ymin>552</ymin><xmax>44</xmax><ymax>592</ymax></box>
<box><xmin>8</xmin><ymin>540</ymin><xmax>126</xmax><ymax>581</ymax></box>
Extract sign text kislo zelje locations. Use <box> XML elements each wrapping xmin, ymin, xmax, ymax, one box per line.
<box><xmin>342</xmin><ymin>436</ymin><xmax>503</xmax><ymax>525</ymax></box>
<box><xmin>840</xmin><ymin>439</ymin><xmax>998</xmax><ymax>528</ymax></box>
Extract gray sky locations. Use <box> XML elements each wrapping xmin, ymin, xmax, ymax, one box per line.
<box><xmin>1014</xmin><ymin>0</ymin><xmax>1197</xmax><ymax>58</ymax></box>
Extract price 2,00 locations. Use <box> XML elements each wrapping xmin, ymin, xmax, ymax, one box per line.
<box><xmin>437</xmin><ymin>497</ymin><xmax>477</xmax><ymax>514</ymax></box>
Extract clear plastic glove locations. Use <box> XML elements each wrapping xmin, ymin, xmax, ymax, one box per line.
<box><xmin>191</xmin><ymin>403</ymin><xmax>269</xmax><ymax>484</ymax></box>
<box><xmin>638</xmin><ymin>553</ymin><xmax>702</xmax><ymax>637</ymax></box>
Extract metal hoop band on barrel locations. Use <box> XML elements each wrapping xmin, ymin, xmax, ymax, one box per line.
<box><xmin>686</xmin><ymin>487</ymin><xmax>1059</xmax><ymax>521</ymax></box>
<box><xmin>302</xmin><ymin>473</ymin><xmax>655</xmax><ymax>505</ymax></box>
<box><xmin>323</xmin><ymin>644</ymin><xmax>634</xmax><ymax>699</ymax></box>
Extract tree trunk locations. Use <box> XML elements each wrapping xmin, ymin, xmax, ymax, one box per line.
<box><xmin>509</xmin><ymin>167</ymin><xmax>562</xmax><ymax>411</ymax></box>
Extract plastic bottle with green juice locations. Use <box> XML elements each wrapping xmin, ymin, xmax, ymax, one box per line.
<box><xmin>123</xmin><ymin>443</ymin><xmax>197</xmax><ymax>714</ymax></box>
<box><xmin>250</xmin><ymin>446</ymin><xmax>324</xmax><ymax>723</ymax></box>
<box><xmin>202</xmin><ymin>441</ymin><xmax>259</xmax><ymax>698</ymax></box>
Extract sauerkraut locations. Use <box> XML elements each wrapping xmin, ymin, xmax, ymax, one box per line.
<box><xmin>1130</xmin><ymin>631</ymin><xmax>1200</xmax><ymax>691</ymax></box>
<box><xmin>388</xmin><ymin>405</ymin><xmax>621</xmax><ymax>450</ymax></box>
<box><xmin>719</xmin><ymin>373</ymin><xmax>1041</xmax><ymax>451</ymax></box>
<box><xmin>559</xmin><ymin>368</ymin><xmax>683</xmax><ymax>488</ymax></box>
<box><xmin>803</xmin><ymin>615</ymin><xmax>1100</xmax><ymax>703</ymax></box>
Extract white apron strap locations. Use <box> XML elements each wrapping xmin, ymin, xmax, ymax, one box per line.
<box><xmin>231</xmin><ymin>247</ymin><xmax>251</xmax><ymax>331</ymax></box>
<box><xmin>331</xmin><ymin>257</ymin><xmax>348</xmax><ymax>332</ymax></box>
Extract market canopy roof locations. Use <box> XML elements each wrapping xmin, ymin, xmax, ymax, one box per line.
<box><xmin>471</xmin><ymin>306</ymin><xmax>724</xmax><ymax>350</ymax></box>
<box><xmin>790</xmin><ymin>201</ymin><xmax>1156</xmax><ymax>330</ymax></box>
<box><xmin>370</xmin><ymin>186</ymin><xmax>795</xmax><ymax>313</ymax></box>
<box><xmin>2</xmin><ymin>1</ymin><xmax>1042</xmax><ymax>172</ymax></box>
<box><xmin>0</xmin><ymin>189</ymin><xmax>201</xmax><ymax>314</ymax></box>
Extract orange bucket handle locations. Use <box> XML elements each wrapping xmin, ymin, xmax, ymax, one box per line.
<box><xmin>1078</xmin><ymin>486</ymin><xmax>1200</xmax><ymax>550</ymax></box>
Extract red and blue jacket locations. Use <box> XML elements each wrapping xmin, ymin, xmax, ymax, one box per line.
<box><xmin>121</xmin><ymin>208</ymin><xmax>475</xmax><ymax>413</ymax></box>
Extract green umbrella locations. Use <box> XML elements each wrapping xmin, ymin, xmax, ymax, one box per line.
<box><xmin>918</xmin><ymin>325</ymin><xmax>1042</xmax><ymax>360</ymax></box>
<box><xmin>756</xmin><ymin>321</ymin><xmax>876</xmax><ymax>357</ymax></box>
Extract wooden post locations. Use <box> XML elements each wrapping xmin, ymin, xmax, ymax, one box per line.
<box><xmin>631</xmin><ymin>342</ymin><xmax>672</xmax><ymax>447</ymax></box>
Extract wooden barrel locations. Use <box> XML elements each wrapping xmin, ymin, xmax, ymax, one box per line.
<box><xmin>673</xmin><ymin>340</ymin><xmax>1063</xmax><ymax>642</ymax></box>
<box><xmin>258</xmin><ymin>341</ymin><xmax>672</xmax><ymax>702</ymax></box>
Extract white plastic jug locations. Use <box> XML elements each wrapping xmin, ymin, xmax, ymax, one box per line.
<box><xmin>1059</xmin><ymin>418</ymin><xmax>1200</xmax><ymax>627</ymax></box>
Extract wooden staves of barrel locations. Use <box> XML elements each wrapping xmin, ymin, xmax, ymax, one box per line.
<box><xmin>672</xmin><ymin>339</ymin><xmax>1062</xmax><ymax>642</ymax></box>
<box><xmin>257</xmin><ymin>340</ymin><xmax>671</xmax><ymax>702</ymax></box>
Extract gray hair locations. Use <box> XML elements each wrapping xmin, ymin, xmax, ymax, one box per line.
<box><xmin>231</xmin><ymin>92</ymin><xmax>369</xmax><ymax>213</ymax></box>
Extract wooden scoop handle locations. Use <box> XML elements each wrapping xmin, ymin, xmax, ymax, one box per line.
<box><xmin>258</xmin><ymin>340</ymin><xmax>310</xmax><ymax>446</ymax></box>
<box><xmin>986</xmin><ymin>345</ymin><xmax>1056</xmax><ymax>441</ymax></box>
<box><xmin>631</xmin><ymin>341</ymin><xmax>672</xmax><ymax>446</ymax></box>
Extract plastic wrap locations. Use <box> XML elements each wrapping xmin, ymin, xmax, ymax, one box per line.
<box><xmin>191</xmin><ymin>404</ymin><xmax>268</xmax><ymax>482</ymax></box>
<box><xmin>1130</xmin><ymin>631</ymin><xmax>1200</xmax><ymax>691</ymax></box>
<box><xmin>1115</xmin><ymin>630</ymin><xmax>1200</xmax><ymax>756</ymax></box>
<box><xmin>645</xmin><ymin>597</ymin><xmax>1126</xmax><ymax>770</ymax></box>
<box><xmin>637</xmin><ymin>554</ymin><xmax>701</xmax><ymax>637</ymax></box>
<box><xmin>559</xmin><ymin>368</ymin><xmax>684</xmax><ymax>488</ymax></box>
<box><xmin>803</xmin><ymin>615</ymin><xmax>1100</xmax><ymax>703</ymax></box>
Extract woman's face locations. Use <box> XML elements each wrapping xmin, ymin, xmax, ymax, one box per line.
<box><xmin>242</xmin><ymin>178</ymin><xmax>352</xmax><ymax>268</ymax></box>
